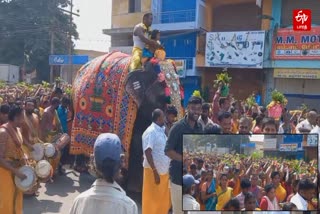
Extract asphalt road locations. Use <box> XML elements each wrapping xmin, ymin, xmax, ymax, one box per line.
<box><xmin>23</xmin><ymin>169</ymin><xmax>142</xmax><ymax>214</ymax></box>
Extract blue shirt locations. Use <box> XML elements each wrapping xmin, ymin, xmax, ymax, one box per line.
<box><xmin>57</xmin><ymin>105</ymin><xmax>68</xmax><ymax>133</ymax></box>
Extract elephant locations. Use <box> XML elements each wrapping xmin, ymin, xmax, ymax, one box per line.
<box><xmin>70</xmin><ymin>51</ymin><xmax>184</xmax><ymax>194</ymax></box>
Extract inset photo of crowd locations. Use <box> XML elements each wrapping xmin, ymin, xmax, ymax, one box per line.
<box><xmin>182</xmin><ymin>134</ymin><xmax>319</xmax><ymax>212</ymax></box>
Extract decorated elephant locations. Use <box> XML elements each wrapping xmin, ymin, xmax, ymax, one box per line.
<box><xmin>70</xmin><ymin>51</ymin><xmax>184</xmax><ymax>193</ymax></box>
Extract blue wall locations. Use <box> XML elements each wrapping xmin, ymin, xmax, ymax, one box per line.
<box><xmin>161</xmin><ymin>32</ymin><xmax>197</xmax><ymax>58</ymax></box>
<box><xmin>161</xmin><ymin>0</ymin><xmax>196</xmax><ymax>23</ymax></box>
<box><xmin>181</xmin><ymin>76</ymin><xmax>201</xmax><ymax>108</ymax></box>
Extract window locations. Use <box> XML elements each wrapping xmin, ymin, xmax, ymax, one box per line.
<box><xmin>129</xmin><ymin>0</ymin><xmax>141</xmax><ymax>13</ymax></box>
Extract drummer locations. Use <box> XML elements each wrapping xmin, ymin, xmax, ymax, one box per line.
<box><xmin>21</xmin><ymin>98</ymin><xmax>40</xmax><ymax>149</ymax></box>
<box><xmin>39</xmin><ymin>97</ymin><xmax>63</xmax><ymax>177</ymax></box>
<box><xmin>0</xmin><ymin>105</ymin><xmax>27</xmax><ymax>214</ymax></box>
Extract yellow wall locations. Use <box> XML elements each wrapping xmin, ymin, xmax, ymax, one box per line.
<box><xmin>261</xmin><ymin>0</ymin><xmax>272</xmax><ymax>30</ymax></box>
<box><xmin>112</xmin><ymin>0</ymin><xmax>151</xmax><ymax>28</ymax></box>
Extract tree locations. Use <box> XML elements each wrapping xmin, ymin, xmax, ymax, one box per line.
<box><xmin>0</xmin><ymin>0</ymin><xmax>79</xmax><ymax>81</ymax></box>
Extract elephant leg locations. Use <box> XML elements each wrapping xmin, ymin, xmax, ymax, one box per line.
<box><xmin>127</xmin><ymin>129</ymin><xmax>144</xmax><ymax>193</ymax></box>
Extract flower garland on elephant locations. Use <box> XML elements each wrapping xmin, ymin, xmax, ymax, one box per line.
<box><xmin>149</xmin><ymin>53</ymin><xmax>185</xmax><ymax>120</ymax></box>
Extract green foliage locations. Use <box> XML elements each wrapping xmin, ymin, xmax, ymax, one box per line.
<box><xmin>246</xmin><ymin>94</ymin><xmax>256</xmax><ymax>108</ymax></box>
<box><xmin>0</xmin><ymin>0</ymin><xmax>79</xmax><ymax>81</ymax></box>
<box><xmin>271</xmin><ymin>90</ymin><xmax>286</xmax><ymax>104</ymax></box>
<box><xmin>213</xmin><ymin>68</ymin><xmax>232</xmax><ymax>88</ymax></box>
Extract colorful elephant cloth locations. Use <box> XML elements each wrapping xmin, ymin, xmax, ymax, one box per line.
<box><xmin>71</xmin><ymin>51</ymin><xmax>138</xmax><ymax>167</ymax></box>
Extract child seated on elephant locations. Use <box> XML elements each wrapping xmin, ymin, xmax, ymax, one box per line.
<box><xmin>141</xmin><ymin>29</ymin><xmax>164</xmax><ymax>66</ymax></box>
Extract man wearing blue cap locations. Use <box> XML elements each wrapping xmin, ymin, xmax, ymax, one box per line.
<box><xmin>183</xmin><ymin>174</ymin><xmax>200</xmax><ymax>211</ymax></box>
<box><xmin>69</xmin><ymin>133</ymin><xmax>138</xmax><ymax>214</ymax></box>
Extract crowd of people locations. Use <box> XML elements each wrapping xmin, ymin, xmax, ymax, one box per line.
<box><xmin>0</xmin><ymin>81</ymin><xmax>74</xmax><ymax>213</ymax></box>
<box><xmin>183</xmin><ymin>152</ymin><xmax>318</xmax><ymax>211</ymax></box>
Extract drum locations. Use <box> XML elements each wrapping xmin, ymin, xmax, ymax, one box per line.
<box><xmin>31</xmin><ymin>143</ymin><xmax>44</xmax><ymax>161</ymax></box>
<box><xmin>14</xmin><ymin>165</ymin><xmax>36</xmax><ymax>192</ymax></box>
<box><xmin>55</xmin><ymin>133</ymin><xmax>70</xmax><ymax>151</ymax></box>
<box><xmin>35</xmin><ymin>160</ymin><xmax>52</xmax><ymax>182</ymax></box>
<box><xmin>44</xmin><ymin>143</ymin><xmax>58</xmax><ymax>158</ymax></box>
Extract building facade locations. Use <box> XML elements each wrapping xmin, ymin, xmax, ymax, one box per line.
<box><xmin>103</xmin><ymin>0</ymin><xmax>205</xmax><ymax>107</ymax></box>
<box><xmin>104</xmin><ymin>0</ymin><xmax>320</xmax><ymax>110</ymax></box>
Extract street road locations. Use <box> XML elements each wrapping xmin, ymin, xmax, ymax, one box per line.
<box><xmin>23</xmin><ymin>169</ymin><xmax>142</xmax><ymax>214</ymax></box>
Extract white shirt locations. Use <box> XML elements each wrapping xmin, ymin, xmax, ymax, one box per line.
<box><xmin>142</xmin><ymin>122</ymin><xmax>170</xmax><ymax>175</ymax></box>
<box><xmin>295</xmin><ymin>119</ymin><xmax>313</xmax><ymax>133</ymax></box>
<box><xmin>198</xmin><ymin>116</ymin><xmax>215</xmax><ymax>130</ymax></box>
<box><xmin>69</xmin><ymin>179</ymin><xmax>138</xmax><ymax>214</ymax></box>
<box><xmin>183</xmin><ymin>194</ymin><xmax>200</xmax><ymax>211</ymax></box>
<box><xmin>290</xmin><ymin>193</ymin><xmax>308</xmax><ymax>210</ymax></box>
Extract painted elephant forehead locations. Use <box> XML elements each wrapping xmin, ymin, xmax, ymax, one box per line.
<box><xmin>70</xmin><ymin>51</ymin><xmax>138</xmax><ymax>163</ymax></box>
<box><xmin>160</xmin><ymin>60</ymin><xmax>184</xmax><ymax>121</ymax></box>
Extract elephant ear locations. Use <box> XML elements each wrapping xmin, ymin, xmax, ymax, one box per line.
<box><xmin>125</xmin><ymin>70</ymin><xmax>157</xmax><ymax>108</ymax></box>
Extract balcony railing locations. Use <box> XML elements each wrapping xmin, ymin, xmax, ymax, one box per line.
<box><xmin>153</xmin><ymin>10</ymin><xmax>196</xmax><ymax>24</ymax></box>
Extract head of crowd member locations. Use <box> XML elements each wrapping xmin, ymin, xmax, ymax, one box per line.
<box><xmin>219</xmin><ymin>97</ymin><xmax>230</xmax><ymax>112</ymax></box>
<box><xmin>165</xmin><ymin>105</ymin><xmax>177</xmax><ymax>124</ymax></box>
<box><xmin>152</xmin><ymin>108</ymin><xmax>165</xmax><ymax>127</ymax></box>
<box><xmin>217</xmin><ymin>111</ymin><xmax>232</xmax><ymax>134</ymax></box>
<box><xmin>223</xmin><ymin>197</ymin><xmax>240</xmax><ymax>211</ymax></box>
<box><xmin>261</xmin><ymin>117</ymin><xmax>277</xmax><ymax>134</ymax></box>
<box><xmin>282</xmin><ymin>202</ymin><xmax>298</xmax><ymax>211</ymax></box>
<box><xmin>307</xmin><ymin>111</ymin><xmax>318</xmax><ymax>126</ymax></box>
<box><xmin>61</xmin><ymin>96</ymin><xmax>71</xmax><ymax>109</ymax></box>
<box><xmin>0</xmin><ymin>104</ymin><xmax>10</xmax><ymax>124</ymax></box>
<box><xmin>183</xmin><ymin>167</ymin><xmax>188</xmax><ymax>176</ymax></box>
<box><xmin>271</xmin><ymin>171</ymin><xmax>281</xmax><ymax>187</ymax></box>
<box><xmin>197</xmin><ymin>159</ymin><xmax>204</xmax><ymax>171</ymax></box>
<box><xmin>240</xmin><ymin>178</ymin><xmax>251</xmax><ymax>195</ymax></box>
<box><xmin>25</xmin><ymin>98</ymin><xmax>36</xmax><ymax>115</ymax></box>
<box><xmin>201</xmin><ymin>103</ymin><xmax>211</xmax><ymax>121</ymax></box>
<box><xmin>264</xmin><ymin>183</ymin><xmax>276</xmax><ymax>201</ymax></box>
<box><xmin>239</xmin><ymin>117</ymin><xmax>251</xmax><ymax>134</ymax></box>
<box><xmin>230</xmin><ymin>107</ymin><xmax>239</xmax><ymax>120</ymax></box>
<box><xmin>200</xmin><ymin>170</ymin><xmax>207</xmax><ymax>182</ymax></box>
<box><xmin>15</xmin><ymin>99</ymin><xmax>24</xmax><ymax>109</ymax></box>
<box><xmin>142</xmin><ymin>13</ymin><xmax>153</xmax><ymax>28</ymax></box>
<box><xmin>259</xmin><ymin>106</ymin><xmax>267</xmax><ymax>115</ymax></box>
<box><xmin>244</xmin><ymin>192</ymin><xmax>256</xmax><ymax>211</ymax></box>
<box><xmin>250</xmin><ymin>174</ymin><xmax>259</xmax><ymax>187</ymax></box>
<box><xmin>183</xmin><ymin>174</ymin><xmax>199</xmax><ymax>196</ymax></box>
<box><xmin>52</xmin><ymin>87</ymin><xmax>63</xmax><ymax>100</ymax></box>
<box><xmin>206</xmin><ymin>169</ymin><xmax>214</xmax><ymax>182</ymax></box>
<box><xmin>93</xmin><ymin>133</ymin><xmax>123</xmax><ymax>183</ymax></box>
<box><xmin>50</xmin><ymin>97</ymin><xmax>61</xmax><ymax>110</ymax></box>
<box><xmin>204</xmin><ymin>164</ymin><xmax>209</xmax><ymax>171</ymax></box>
<box><xmin>297</xmin><ymin>179</ymin><xmax>316</xmax><ymax>202</ymax></box>
<box><xmin>187</xmin><ymin>96</ymin><xmax>202</xmax><ymax>123</ymax></box>
<box><xmin>219</xmin><ymin>174</ymin><xmax>228</xmax><ymax>188</ymax></box>
<box><xmin>8</xmin><ymin>105</ymin><xmax>24</xmax><ymax>128</ymax></box>
<box><xmin>190</xmin><ymin>163</ymin><xmax>197</xmax><ymax>177</ymax></box>
<box><xmin>204</xmin><ymin>123</ymin><xmax>222</xmax><ymax>134</ymax></box>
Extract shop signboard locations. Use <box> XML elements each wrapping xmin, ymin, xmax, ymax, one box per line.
<box><xmin>205</xmin><ymin>31</ymin><xmax>265</xmax><ymax>68</ymax></box>
<box><xmin>272</xmin><ymin>27</ymin><xmax>320</xmax><ymax>60</ymax></box>
<box><xmin>273</xmin><ymin>69</ymin><xmax>320</xmax><ymax>79</ymax></box>
<box><xmin>279</xmin><ymin>143</ymin><xmax>298</xmax><ymax>151</ymax></box>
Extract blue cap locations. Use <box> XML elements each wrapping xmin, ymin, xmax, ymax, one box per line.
<box><xmin>94</xmin><ymin>133</ymin><xmax>123</xmax><ymax>165</ymax></box>
<box><xmin>183</xmin><ymin>174</ymin><xmax>199</xmax><ymax>188</ymax></box>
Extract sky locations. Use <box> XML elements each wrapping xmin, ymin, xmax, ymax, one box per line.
<box><xmin>73</xmin><ymin>0</ymin><xmax>111</xmax><ymax>52</ymax></box>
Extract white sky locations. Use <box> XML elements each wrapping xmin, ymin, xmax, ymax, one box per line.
<box><xmin>73</xmin><ymin>0</ymin><xmax>111</xmax><ymax>52</ymax></box>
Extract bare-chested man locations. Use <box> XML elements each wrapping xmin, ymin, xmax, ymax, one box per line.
<box><xmin>21</xmin><ymin>99</ymin><xmax>40</xmax><ymax>147</ymax></box>
<box><xmin>39</xmin><ymin>97</ymin><xmax>62</xmax><ymax>177</ymax></box>
<box><xmin>40</xmin><ymin>97</ymin><xmax>62</xmax><ymax>142</ymax></box>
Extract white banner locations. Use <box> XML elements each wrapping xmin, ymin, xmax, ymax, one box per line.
<box><xmin>205</xmin><ymin>31</ymin><xmax>265</xmax><ymax>68</ymax></box>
